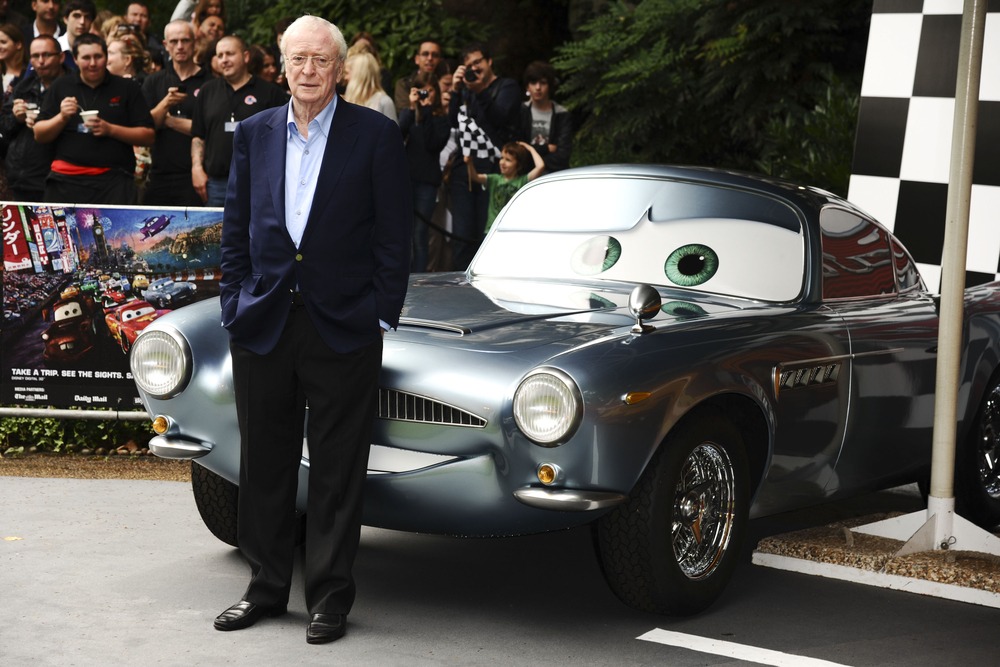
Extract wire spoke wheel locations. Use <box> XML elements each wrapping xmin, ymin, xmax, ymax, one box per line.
<box><xmin>976</xmin><ymin>385</ymin><xmax>1000</xmax><ymax>499</ymax></box>
<box><xmin>671</xmin><ymin>441</ymin><xmax>736</xmax><ymax>580</ymax></box>
<box><xmin>957</xmin><ymin>376</ymin><xmax>1000</xmax><ymax>528</ymax></box>
<box><xmin>595</xmin><ymin>409</ymin><xmax>750</xmax><ymax>615</ymax></box>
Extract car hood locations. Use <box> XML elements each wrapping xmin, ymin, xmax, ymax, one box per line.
<box><xmin>396</xmin><ymin>272</ymin><xmax>750</xmax><ymax>352</ymax></box>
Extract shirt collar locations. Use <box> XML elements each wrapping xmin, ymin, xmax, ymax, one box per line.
<box><xmin>286</xmin><ymin>94</ymin><xmax>338</xmax><ymax>140</ymax></box>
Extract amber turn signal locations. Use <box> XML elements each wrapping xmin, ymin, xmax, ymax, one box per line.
<box><xmin>537</xmin><ymin>463</ymin><xmax>559</xmax><ymax>485</ymax></box>
<box><xmin>151</xmin><ymin>415</ymin><xmax>169</xmax><ymax>435</ymax></box>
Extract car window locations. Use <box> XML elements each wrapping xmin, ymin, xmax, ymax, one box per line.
<box><xmin>820</xmin><ymin>208</ymin><xmax>896</xmax><ymax>299</ymax></box>
<box><xmin>890</xmin><ymin>237</ymin><xmax>923</xmax><ymax>292</ymax></box>
<box><xmin>472</xmin><ymin>177</ymin><xmax>805</xmax><ymax>302</ymax></box>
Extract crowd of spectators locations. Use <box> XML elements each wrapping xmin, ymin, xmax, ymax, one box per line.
<box><xmin>0</xmin><ymin>0</ymin><xmax>574</xmax><ymax>272</ymax></box>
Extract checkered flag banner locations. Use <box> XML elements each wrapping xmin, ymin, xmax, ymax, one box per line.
<box><xmin>457</xmin><ymin>105</ymin><xmax>500</xmax><ymax>160</ymax></box>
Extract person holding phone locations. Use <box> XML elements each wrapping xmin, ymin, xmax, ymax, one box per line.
<box><xmin>142</xmin><ymin>19</ymin><xmax>208</xmax><ymax>205</ymax></box>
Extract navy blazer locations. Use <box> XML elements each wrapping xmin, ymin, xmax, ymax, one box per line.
<box><xmin>219</xmin><ymin>99</ymin><xmax>413</xmax><ymax>355</ymax></box>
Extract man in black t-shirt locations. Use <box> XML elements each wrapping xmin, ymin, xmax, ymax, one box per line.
<box><xmin>32</xmin><ymin>33</ymin><xmax>154</xmax><ymax>205</ymax></box>
<box><xmin>191</xmin><ymin>34</ymin><xmax>286</xmax><ymax>207</ymax></box>
<box><xmin>142</xmin><ymin>20</ymin><xmax>208</xmax><ymax>206</ymax></box>
<box><xmin>0</xmin><ymin>35</ymin><xmax>68</xmax><ymax>201</ymax></box>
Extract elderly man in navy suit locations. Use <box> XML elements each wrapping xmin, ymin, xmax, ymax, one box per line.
<box><xmin>214</xmin><ymin>15</ymin><xmax>411</xmax><ymax>644</ymax></box>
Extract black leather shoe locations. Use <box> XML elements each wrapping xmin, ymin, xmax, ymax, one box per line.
<box><xmin>306</xmin><ymin>613</ymin><xmax>346</xmax><ymax>644</ymax></box>
<box><xmin>214</xmin><ymin>600</ymin><xmax>287</xmax><ymax>631</ymax></box>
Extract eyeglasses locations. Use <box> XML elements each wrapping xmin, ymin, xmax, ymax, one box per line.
<box><xmin>30</xmin><ymin>52</ymin><xmax>59</xmax><ymax>60</ymax></box>
<box><xmin>465</xmin><ymin>56</ymin><xmax>485</xmax><ymax>68</ymax></box>
<box><xmin>287</xmin><ymin>54</ymin><xmax>333</xmax><ymax>69</ymax></box>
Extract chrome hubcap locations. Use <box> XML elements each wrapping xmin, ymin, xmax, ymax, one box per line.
<box><xmin>978</xmin><ymin>387</ymin><xmax>1000</xmax><ymax>499</ymax></box>
<box><xmin>671</xmin><ymin>441</ymin><xmax>736</xmax><ymax>580</ymax></box>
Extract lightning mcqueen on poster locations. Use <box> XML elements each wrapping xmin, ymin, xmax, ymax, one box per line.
<box><xmin>1</xmin><ymin>203</ymin><xmax>222</xmax><ymax>409</ymax></box>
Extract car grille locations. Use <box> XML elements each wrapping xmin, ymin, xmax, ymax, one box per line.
<box><xmin>377</xmin><ymin>388</ymin><xmax>486</xmax><ymax>427</ymax></box>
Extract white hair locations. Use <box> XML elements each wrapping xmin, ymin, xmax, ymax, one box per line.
<box><xmin>280</xmin><ymin>15</ymin><xmax>347</xmax><ymax>64</ymax></box>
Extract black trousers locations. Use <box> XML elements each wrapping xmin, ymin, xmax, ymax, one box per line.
<box><xmin>142</xmin><ymin>173</ymin><xmax>203</xmax><ymax>207</ymax></box>
<box><xmin>230</xmin><ymin>305</ymin><xmax>382</xmax><ymax>615</ymax></box>
<box><xmin>43</xmin><ymin>169</ymin><xmax>137</xmax><ymax>205</ymax></box>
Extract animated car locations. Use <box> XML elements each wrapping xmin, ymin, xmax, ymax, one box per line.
<box><xmin>104</xmin><ymin>300</ymin><xmax>169</xmax><ymax>353</ymax></box>
<box><xmin>41</xmin><ymin>297</ymin><xmax>96</xmax><ymax>363</ymax></box>
<box><xmin>142</xmin><ymin>278</ymin><xmax>197</xmax><ymax>309</ymax></box>
<box><xmin>129</xmin><ymin>165</ymin><xmax>1000</xmax><ymax>615</ymax></box>
<box><xmin>138</xmin><ymin>214</ymin><xmax>173</xmax><ymax>239</ymax></box>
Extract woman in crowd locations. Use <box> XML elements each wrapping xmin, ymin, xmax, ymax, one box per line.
<box><xmin>192</xmin><ymin>0</ymin><xmax>225</xmax><ymax>29</ymax></box>
<box><xmin>197</xmin><ymin>15</ymin><xmax>225</xmax><ymax>44</ymax></box>
<box><xmin>399</xmin><ymin>71</ymin><xmax>450</xmax><ymax>272</ymax></box>
<box><xmin>107</xmin><ymin>34</ymin><xmax>151</xmax><ymax>82</ymax></box>
<box><xmin>0</xmin><ymin>22</ymin><xmax>26</xmax><ymax>104</ymax></box>
<box><xmin>348</xmin><ymin>31</ymin><xmax>392</xmax><ymax>95</ymax></box>
<box><xmin>106</xmin><ymin>34</ymin><xmax>153</xmax><ymax>189</ymax></box>
<box><xmin>248</xmin><ymin>44</ymin><xmax>278</xmax><ymax>84</ymax></box>
<box><xmin>516</xmin><ymin>61</ymin><xmax>572</xmax><ymax>173</ymax></box>
<box><xmin>343</xmin><ymin>51</ymin><xmax>396</xmax><ymax>122</ymax></box>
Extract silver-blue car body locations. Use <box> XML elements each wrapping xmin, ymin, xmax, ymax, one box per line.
<box><xmin>130</xmin><ymin>165</ymin><xmax>1000</xmax><ymax>615</ymax></box>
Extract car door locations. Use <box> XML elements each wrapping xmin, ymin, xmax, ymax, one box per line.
<box><xmin>819</xmin><ymin>208</ymin><xmax>938</xmax><ymax>491</ymax></box>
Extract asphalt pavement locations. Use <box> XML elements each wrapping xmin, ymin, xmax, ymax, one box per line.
<box><xmin>2</xmin><ymin>476</ymin><xmax>997</xmax><ymax>666</ymax></box>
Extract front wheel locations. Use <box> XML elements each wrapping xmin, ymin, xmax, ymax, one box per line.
<box><xmin>595</xmin><ymin>410</ymin><xmax>749</xmax><ymax>615</ymax></box>
<box><xmin>956</xmin><ymin>378</ymin><xmax>1000</xmax><ymax>528</ymax></box>
<box><xmin>191</xmin><ymin>461</ymin><xmax>240</xmax><ymax>547</ymax></box>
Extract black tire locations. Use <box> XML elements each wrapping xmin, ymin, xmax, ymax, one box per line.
<box><xmin>956</xmin><ymin>378</ymin><xmax>1000</xmax><ymax>529</ymax></box>
<box><xmin>595</xmin><ymin>409</ymin><xmax>750</xmax><ymax>615</ymax></box>
<box><xmin>191</xmin><ymin>461</ymin><xmax>240</xmax><ymax>547</ymax></box>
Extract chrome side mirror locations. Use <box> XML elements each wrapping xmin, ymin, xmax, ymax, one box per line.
<box><xmin>628</xmin><ymin>284</ymin><xmax>661</xmax><ymax>334</ymax></box>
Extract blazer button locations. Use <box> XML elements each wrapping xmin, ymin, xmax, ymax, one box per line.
<box><xmin>295</xmin><ymin>253</ymin><xmax>303</xmax><ymax>261</ymax></box>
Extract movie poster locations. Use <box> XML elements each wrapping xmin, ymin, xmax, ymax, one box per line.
<box><xmin>2</xmin><ymin>203</ymin><xmax>223</xmax><ymax>409</ymax></box>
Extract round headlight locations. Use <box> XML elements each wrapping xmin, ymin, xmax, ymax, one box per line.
<box><xmin>130</xmin><ymin>328</ymin><xmax>191</xmax><ymax>399</ymax></box>
<box><xmin>513</xmin><ymin>368</ymin><xmax>582</xmax><ymax>446</ymax></box>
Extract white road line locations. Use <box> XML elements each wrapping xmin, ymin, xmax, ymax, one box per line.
<box><xmin>637</xmin><ymin>629</ymin><xmax>852</xmax><ymax>667</ymax></box>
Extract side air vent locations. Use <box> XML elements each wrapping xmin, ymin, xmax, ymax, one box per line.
<box><xmin>378</xmin><ymin>388</ymin><xmax>487</xmax><ymax>427</ymax></box>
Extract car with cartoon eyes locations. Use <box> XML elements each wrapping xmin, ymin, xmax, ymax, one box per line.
<box><xmin>98</xmin><ymin>289</ymin><xmax>129</xmax><ymax>310</ymax></box>
<box><xmin>80</xmin><ymin>277</ymin><xmax>100</xmax><ymax>294</ymax></box>
<box><xmin>60</xmin><ymin>284</ymin><xmax>81</xmax><ymax>301</ymax></box>
<box><xmin>41</xmin><ymin>298</ymin><xmax>97</xmax><ymax>363</ymax></box>
<box><xmin>129</xmin><ymin>165</ymin><xmax>1000</xmax><ymax>616</ymax></box>
<box><xmin>104</xmin><ymin>300</ymin><xmax>170</xmax><ymax>353</ymax></box>
<box><xmin>142</xmin><ymin>278</ymin><xmax>197</xmax><ymax>310</ymax></box>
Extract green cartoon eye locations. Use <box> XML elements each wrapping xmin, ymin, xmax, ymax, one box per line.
<box><xmin>571</xmin><ymin>236</ymin><xmax>622</xmax><ymax>276</ymax></box>
<box><xmin>664</xmin><ymin>244</ymin><xmax>718</xmax><ymax>286</ymax></box>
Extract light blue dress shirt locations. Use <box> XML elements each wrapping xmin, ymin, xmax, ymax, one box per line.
<box><xmin>285</xmin><ymin>96</ymin><xmax>337</xmax><ymax>248</ymax></box>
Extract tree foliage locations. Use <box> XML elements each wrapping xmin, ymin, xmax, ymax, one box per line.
<box><xmin>239</xmin><ymin>0</ymin><xmax>486</xmax><ymax>80</ymax></box>
<box><xmin>554</xmin><ymin>0</ymin><xmax>871</xmax><ymax>194</ymax></box>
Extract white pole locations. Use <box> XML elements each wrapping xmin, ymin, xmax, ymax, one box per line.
<box><xmin>853</xmin><ymin>0</ymin><xmax>1000</xmax><ymax>557</ymax></box>
<box><xmin>927</xmin><ymin>0</ymin><xmax>986</xmax><ymax>540</ymax></box>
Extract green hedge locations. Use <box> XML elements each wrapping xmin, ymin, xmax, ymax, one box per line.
<box><xmin>0</xmin><ymin>416</ymin><xmax>153</xmax><ymax>456</ymax></box>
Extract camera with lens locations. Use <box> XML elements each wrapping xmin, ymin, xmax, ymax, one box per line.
<box><xmin>417</xmin><ymin>89</ymin><xmax>429</xmax><ymax>100</ymax></box>
<box><xmin>464</xmin><ymin>68</ymin><xmax>479</xmax><ymax>83</ymax></box>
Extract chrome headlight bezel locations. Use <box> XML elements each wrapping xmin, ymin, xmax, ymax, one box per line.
<box><xmin>513</xmin><ymin>368</ymin><xmax>583</xmax><ymax>446</ymax></box>
<box><xmin>129</xmin><ymin>327</ymin><xmax>192</xmax><ymax>399</ymax></box>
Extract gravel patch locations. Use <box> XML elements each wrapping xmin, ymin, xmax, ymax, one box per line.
<box><xmin>0</xmin><ymin>453</ymin><xmax>191</xmax><ymax>482</ymax></box>
<box><xmin>756</xmin><ymin>513</ymin><xmax>1000</xmax><ymax>593</ymax></box>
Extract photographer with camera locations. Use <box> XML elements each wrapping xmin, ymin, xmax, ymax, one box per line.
<box><xmin>141</xmin><ymin>19</ymin><xmax>208</xmax><ymax>205</ymax></box>
<box><xmin>446</xmin><ymin>42</ymin><xmax>519</xmax><ymax>270</ymax></box>
<box><xmin>399</xmin><ymin>70</ymin><xmax>449</xmax><ymax>272</ymax></box>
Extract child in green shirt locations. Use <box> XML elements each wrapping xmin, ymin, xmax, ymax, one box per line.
<box><xmin>466</xmin><ymin>141</ymin><xmax>545</xmax><ymax>235</ymax></box>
